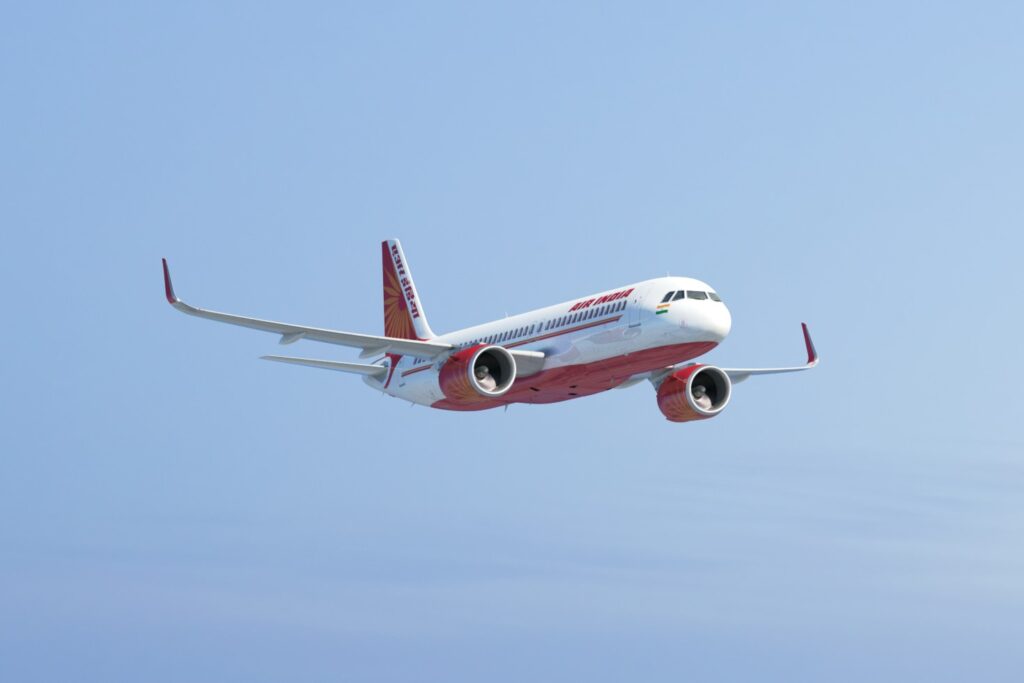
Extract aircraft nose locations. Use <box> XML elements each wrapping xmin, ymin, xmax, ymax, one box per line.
<box><xmin>707</xmin><ymin>303</ymin><xmax>732</xmax><ymax>342</ymax></box>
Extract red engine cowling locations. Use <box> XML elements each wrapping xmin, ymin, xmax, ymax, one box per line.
<box><xmin>438</xmin><ymin>344</ymin><xmax>517</xmax><ymax>406</ymax></box>
<box><xmin>657</xmin><ymin>364</ymin><xmax>732</xmax><ymax>422</ymax></box>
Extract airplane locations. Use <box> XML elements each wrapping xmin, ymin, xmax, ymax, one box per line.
<box><xmin>162</xmin><ymin>239</ymin><xmax>817</xmax><ymax>421</ymax></box>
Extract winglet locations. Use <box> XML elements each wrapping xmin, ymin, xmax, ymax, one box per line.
<box><xmin>162</xmin><ymin>258</ymin><xmax>178</xmax><ymax>304</ymax></box>
<box><xmin>801</xmin><ymin>323</ymin><xmax>818</xmax><ymax>366</ymax></box>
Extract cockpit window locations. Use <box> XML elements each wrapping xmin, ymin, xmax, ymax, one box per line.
<box><xmin>709</xmin><ymin>292</ymin><xmax>722</xmax><ymax>302</ymax></box>
<box><xmin>687</xmin><ymin>290</ymin><xmax>708</xmax><ymax>300</ymax></box>
<box><xmin>672</xmin><ymin>290</ymin><xmax>687</xmax><ymax>301</ymax></box>
<box><xmin>660</xmin><ymin>291</ymin><xmax>675</xmax><ymax>303</ymax></box>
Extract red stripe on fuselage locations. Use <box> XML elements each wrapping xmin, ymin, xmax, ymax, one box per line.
<box><xmin>401</xmin><ymin>364</ymin><xmax>434</xmax><ymax>378</ymax></box>
<box><xmin>505</xmin><ymin>315</ymin><xmax>622</xmax><ymax>348</ymax></box>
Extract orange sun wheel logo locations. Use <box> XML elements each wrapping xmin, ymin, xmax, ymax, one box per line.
<box><xmin>383</xmin><ymin>252</ymin><xmax>415</xmax><ymax>339</ymax></box>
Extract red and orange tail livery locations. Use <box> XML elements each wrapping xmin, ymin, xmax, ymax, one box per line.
<box><xmin>381</xmin><ymin>239</ymin><xmax>435</xmax><ymax>341</ymax></box>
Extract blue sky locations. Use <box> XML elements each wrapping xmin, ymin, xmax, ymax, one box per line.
<box><xmin>2</xmin><ymin>2</ymin><xmax>1023</xmax><ymax>681</ymax></box>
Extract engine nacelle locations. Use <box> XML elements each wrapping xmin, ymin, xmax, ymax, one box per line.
<box><xmin>657</xmin><ymin>364</ymin><xmax>732</xmax><ymax>422</ymax></box>
<box><xmin>438</xmin><ymin>344</ymin><xmax>517</xmax><ymax>405</ymax></box>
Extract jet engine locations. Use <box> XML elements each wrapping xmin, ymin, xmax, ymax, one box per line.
<box><xmin>438</xmin><ymin>344</ymin><xmax>517</xmax><ymax>405</ymax></box>
<box><xmin>656</xmin><ymin>364</ymin><xmax>732</xmax><ymax>422</ymax></box>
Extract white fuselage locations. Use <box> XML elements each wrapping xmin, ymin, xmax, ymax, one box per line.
<box><xmin>371</xmin><ymin>276</ymin><xmax>732</xmax><ymax>407</ymax></box>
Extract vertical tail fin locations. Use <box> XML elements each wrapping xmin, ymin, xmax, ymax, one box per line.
<box><xmin>382</xmin><ymin>239</ymin><xmax>436</xmax><ymax>340</ymax></box>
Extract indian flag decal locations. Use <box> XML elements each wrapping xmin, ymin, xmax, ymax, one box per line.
<box><xmin>656</xmin><ymin>303</ymin><xmax>670</xmax><ymax>315</ymax></box>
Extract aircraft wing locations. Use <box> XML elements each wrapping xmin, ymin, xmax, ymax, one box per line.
<box><xmin>508</xmin><ymin>349</ymin><xmax>545</xmax><ymax>377</ymax></box>
<box><xmin>721</xmin><ymin>323</ymin><xmax>819</xmax><ymax>384</ymax></box>
<box><xmin>162</xmin><ymin>259</ymin><xmax>453</xmax><ymax>360</ymax></box>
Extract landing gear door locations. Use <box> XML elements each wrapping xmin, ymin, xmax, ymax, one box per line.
<box><xmin>628</xmin><ymin>287</ymin><xmax>644</xmax><ymax>327</ymax></box>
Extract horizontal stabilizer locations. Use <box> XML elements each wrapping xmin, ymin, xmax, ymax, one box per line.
<box><xmin>260</xmin><ymin>355</ymin><xmax>388</xmax><ymax>377</ymax></box>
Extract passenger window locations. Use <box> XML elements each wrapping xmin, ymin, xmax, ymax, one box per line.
<box><xmin>709</xmin><ymin>292</ymin><xmax>722</xmax><ymax>302</ymax></box>
<box><xmin>688</xmin><ymin>291</ymin><xmax>708</xmax><ymax>300</ymax></box>
<box><xmin>661</xmin><ymin>291</ymin><xmax>674</xmax><ymax>303</ymax></box>
<box><xmin>672</xmin><ymin>291</ymin><xmax>686</xmax><ymax>301</ymax></box>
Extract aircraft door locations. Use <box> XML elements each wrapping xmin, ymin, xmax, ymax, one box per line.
<box><xmin>628</xmin><ymin>288</ymin><xmax>645</xmax><ymax>327</ymax></box>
